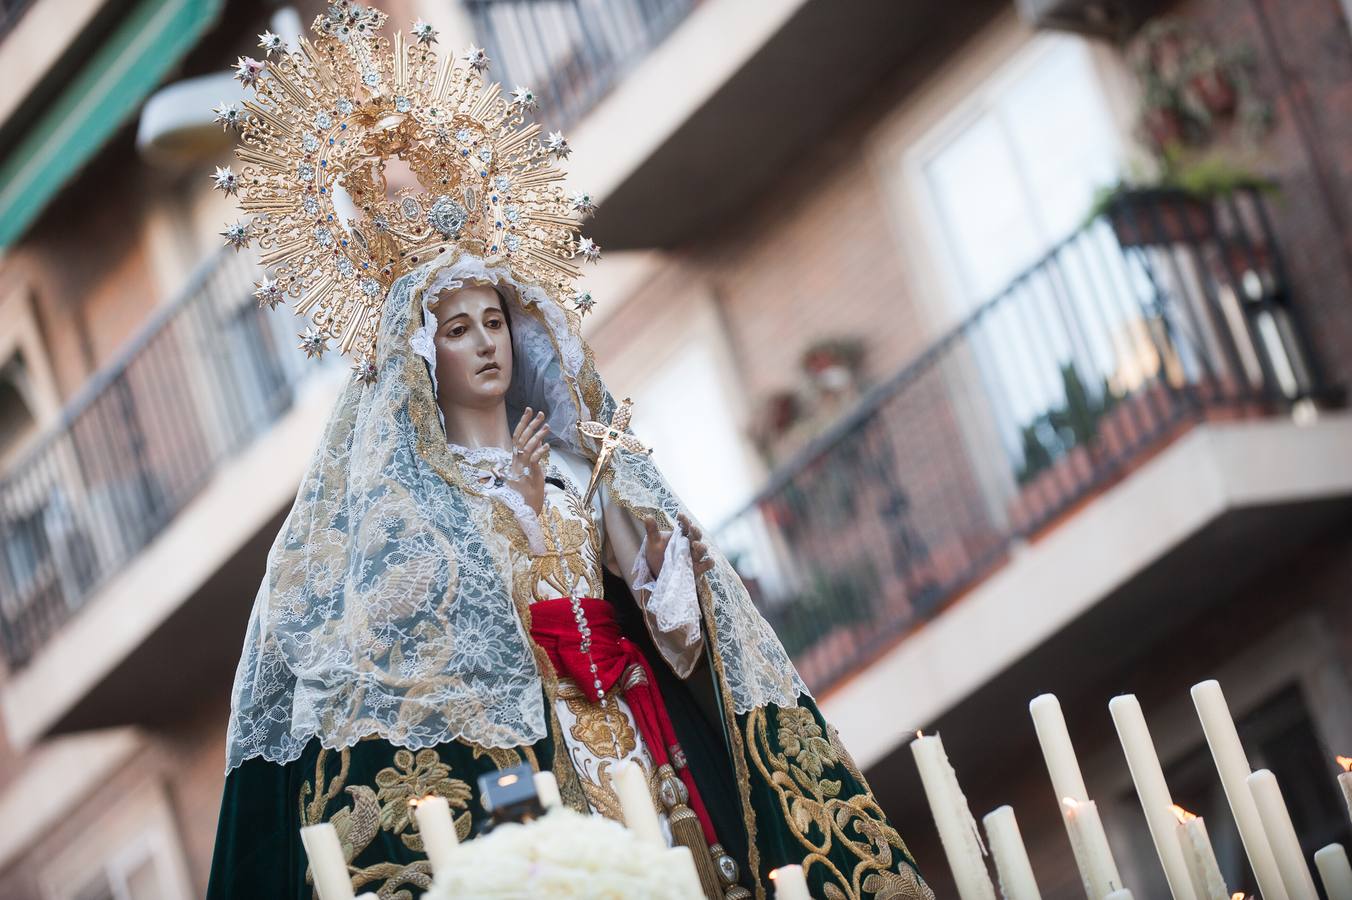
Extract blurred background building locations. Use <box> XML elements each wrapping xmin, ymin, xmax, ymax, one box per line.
<box><xmin>0</xmin><ymin>0</ymin><xmax>1350</xmax><ymax>896</ymax></box>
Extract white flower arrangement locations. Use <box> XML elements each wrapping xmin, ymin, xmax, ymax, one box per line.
<box><xmin>423</xmin><ymin>806</ymin><xmax>705</xmax><ymax>900</ymax></box>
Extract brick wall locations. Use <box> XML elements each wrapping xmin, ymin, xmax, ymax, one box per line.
<box><xmin>1163</xmin><ymin>0</ymin><xmax>1352</xmax><ymax>389</ymax></box>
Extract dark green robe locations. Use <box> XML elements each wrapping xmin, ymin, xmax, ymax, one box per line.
<box><xmin>207</xmin><ymin>574</ymin><xmax>931</xmax><ymax>900</ymax></box>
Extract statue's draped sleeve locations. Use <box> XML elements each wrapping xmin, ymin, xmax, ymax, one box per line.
<box><xmin>598</xmin><ymin>479</ymin><xmax>704</xmax><ymax>678</ymax></box>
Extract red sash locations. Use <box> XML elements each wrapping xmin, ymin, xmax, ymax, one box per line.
<box><xmin>528</xmin><ymin>596</ymin><xmax>717</xmax><ymax>844</ymax></box>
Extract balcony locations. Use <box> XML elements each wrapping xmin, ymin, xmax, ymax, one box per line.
<box><xmin>714</xmin><ymin>186</ymin><xmax>1352</xmax><ymax>761</ymax></box>
<box><xmin>0</xmin><ymin>246</ymin><xmax>342</xmax><ymax>746</ymax></box>
<box><xmin>462</xmin><ymin>0</ymin><xmax>697</xmax><ymax>132</ymax></box>
<box><xmin>466</xmin><ymin>0</ymin><xmax>1006</xmax><ymax>251</ymax></box>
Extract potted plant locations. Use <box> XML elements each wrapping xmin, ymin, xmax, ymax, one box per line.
<box><xmin>801</xmin><ymin>337</ymin><xmax>865</xmax><ymax>395</ymax></box>
<box><xmin>1089</xmin><ymin>155</ymin><xmax>1276</xmax><ymax>248</ymax></box>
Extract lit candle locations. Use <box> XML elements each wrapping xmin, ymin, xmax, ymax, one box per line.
<box><xmin>910</xmin><ymin>732</ymin><xmax>997</xmax><ymax>900</ymax></box>
<box><xmin>1108</xmin><ymin>695</ymin><xmax>1198</xmax><ymax>900</ymax></box>
<box><xmin>1190</xmin><ymin>680</ymin><xmax>1288</xmax><ymax>900</ymax></box>
<box><xmin>1171</xmin><ymin>805</ymin><xmax>1230</xmax><ymax>900</ymax></box>
<box><xmin>1246</xmin><ymin>769</ymin><xmax>1318</xmax><ymax>900</ymax></box>
<box><xmin>1063</xmin><ymin>798</ymin><xmax>1126</xmax><ymax>898</ymax></box>
<box><xmin>1337</xmin><ymin>757</ymin><xmax>1352</xmax><ymax>825</ymax></box>
<box><xmin>533</xmin><ymin>770</ymin><xmax>562</xmax><ymax>810</ymax></box>
<box><xmin>1029</xmin><ymin>694</ymin><xmax>1121</xmax><ymax>899</ymax></box>
<box><xmin>770</xmin><ymin>864</ymin><xmax>812</xmax><ymax>900</ymax></box>
<box><xmin>615</xmin><ymin>760</ymin><xmax>665</xmax><ymax>846</ymax></box>
<box><xmin>299</xmin><ymin>823</ymin><xmax>355</xmax><ymax>900</ymax></box>
<box><xmin>1314</xmin><ymin>844</ymin><xmax>1352</xmax><ymax>900</ymax></box>
<box><xmin>982</xmin><ymin>805</ymin><xmax>1042</xmax><ymax>900</ymax></box>
<box><xmin>411</xmin><ymin>795</ymin><xmax>459</xmax><ymax>877</ymax></box>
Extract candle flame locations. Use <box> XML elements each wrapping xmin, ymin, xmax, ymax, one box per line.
<box><xmin>1061</xmin><ymin>797</ymin><xmax>1079</xmax><ymax>810</ymax></box>
<box><xmin>1231</xmin><ymin>894</ymin><xmax>1246</xmax><ymax>900</ymax></box>
<box><xmin>1170</xmin><ymin>804</ymin><xmax>1197</xmax><ymax>824</ymax></box>
<box><xmin>1337</xmin><ymin>755</ymin><xmax>1352</xmax><ymax>773</ymax></box>
<box><xmin>915</xmin><ymin>730</ymin><xmax>924</xmax><ymax>740</ymax></box>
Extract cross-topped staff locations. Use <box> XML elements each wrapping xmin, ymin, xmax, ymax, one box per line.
<box><xmin>577</xmin><ymin>398</ymin><xmax>650</xmax><ymax>505</ymax></box>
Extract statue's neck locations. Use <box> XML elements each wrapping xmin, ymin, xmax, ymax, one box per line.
<box><xmin>441</xmin><ymin>399</ymin><xmax>513</xmax><ymax>453</ymax></box>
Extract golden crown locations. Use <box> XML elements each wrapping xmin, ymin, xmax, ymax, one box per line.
<box><xmin>212</xmin><ymin>1</ymin><xmax>599</xmax><ymax>381</ymax></box>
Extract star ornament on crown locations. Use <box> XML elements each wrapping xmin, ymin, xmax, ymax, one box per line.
<box><xmin>213</xmin><ymin>1</ymin><xmax>602</xmax><ymax>383</ymax></box>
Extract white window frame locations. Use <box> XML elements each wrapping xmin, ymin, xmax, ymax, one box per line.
<box><xmin>41</xmin><ymin>781</ymin><xmax>195</xmax><ymax>900</ymax></box>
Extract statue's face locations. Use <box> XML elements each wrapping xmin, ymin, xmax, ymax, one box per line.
<box><xmin>430</xmin><ymin>283</ymin><xmax>513</xmax><ymax>409</ymax></box>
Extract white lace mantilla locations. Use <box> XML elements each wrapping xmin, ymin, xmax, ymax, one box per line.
<box><xmin>224</xmin><ymin>252</ymin><xmax>807</xmax><ymax>772</ymax></box>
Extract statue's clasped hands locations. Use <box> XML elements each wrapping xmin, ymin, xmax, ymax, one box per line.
<box><xmin>642</xmin><ymin>513</ymin><xmax>715</xmax><ymax>582</ymax></box>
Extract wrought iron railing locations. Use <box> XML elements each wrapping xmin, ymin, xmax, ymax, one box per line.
<box><xmin>715</xmin><ymin>187</ymin><xmax>1325</xmax><ymax>694</ymax></box>
<box><xmin>0</xmin><ymin>0</ymin><xmax>35</xmax><ymax>43</ymax></box>
<box><xmin>462</xmin><ymin>0</ymin><xmax>695</xmax><ymax>130</ymax></box>
<box><xmin>0</xmin><ymin>248</ymin><xmax>323</xmax><ymax>669</ymax></box>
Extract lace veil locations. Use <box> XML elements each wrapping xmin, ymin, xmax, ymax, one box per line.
<box><xmin>225</xmin><ymin>250</ymin><xmax>807</xmax><ymax>770</ymax></box>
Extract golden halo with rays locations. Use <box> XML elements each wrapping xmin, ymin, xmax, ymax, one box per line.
<box><xmin>213</xmin><ymin>0</ymin><xmax>600</xmax><ymax>382</ymax></box>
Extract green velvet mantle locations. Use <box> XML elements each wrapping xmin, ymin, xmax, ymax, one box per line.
<box><xmin>207</xmin><ymin>576</ymin><xmax>932</xmax><ymax>900</ymax></box>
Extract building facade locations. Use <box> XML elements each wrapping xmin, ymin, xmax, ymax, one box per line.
<box><xmin>0</xmin><ymin>0</ymin><xmax>1350</xmax><ymax>897</ymax></box>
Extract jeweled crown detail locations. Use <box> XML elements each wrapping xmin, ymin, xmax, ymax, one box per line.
<box><xmin>214</xmin><ymin>1</ymin><xmax>600</xmax><ymax>379</ymax></box>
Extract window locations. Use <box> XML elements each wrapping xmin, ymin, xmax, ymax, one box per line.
<box><xmin>913</xmin><ymin>35</ymin><xmax>1126</xmax><ymax>309</ymax></box>
<box><xmin>64</xmin><ymin>834</ymin><xmax>172</xmax><ymax>900</ymax></box>
<box><xmin>0</xmin><ymin>351</ymin><xmax>38</xmax><ymax>461</ymax></box>
<box><xmin>41</xmin><ymin>785</ymin><xmax>193</xmax><ymax>900</ymax></box>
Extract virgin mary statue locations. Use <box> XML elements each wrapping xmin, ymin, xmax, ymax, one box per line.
<box><xmin>206</xmin><ymin>5</ymin><xmax>931</xmax><ymax>899</ymax></box>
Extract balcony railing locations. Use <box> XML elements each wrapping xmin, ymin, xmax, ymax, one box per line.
<box><xmin>0</xmin><ymin>0</ymin><xmax>34</xmax><ymax>42</ymax></box>
<box><xmin>0</xmin><ymin>248</ymin><xmax>319</xmax><ymax>670</ymax></box>
<box><xmin>716</xmin><ymin>187</ymin><xmax>1327</xmax><ymax>693</ymax></box>
<box><xmin>462</xmin><ymin>0</ymin><xmax>695</xmax><ymax>130</ymax></box>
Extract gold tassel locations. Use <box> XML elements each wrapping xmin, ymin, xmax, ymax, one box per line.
<box><xmin>657</xmin><ymin>765</ymin><xmax>724</xmax><ymax>900</ymax></box>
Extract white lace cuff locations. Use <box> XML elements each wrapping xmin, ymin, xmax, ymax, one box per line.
<box><xmin>493</xmin><ymin>482</ymin><xmax>547</xmax><ymax>557</ymax></box>
<box><xmin>630</xmin><ymin>529</ymin><xmax>701</xmax><ymax>645</ymax></box>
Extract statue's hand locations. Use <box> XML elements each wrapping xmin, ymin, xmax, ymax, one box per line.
<box><xmin>641</xmin><ymin>513</ymin><xmax>714</xmax><ymax>582</ymax></box>
<box><xmin>508</xmin><ymin>407</ymin><xmax>549</xmax><ymax>514</ymax></box>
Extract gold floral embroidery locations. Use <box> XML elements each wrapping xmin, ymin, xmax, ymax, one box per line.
<box><xmin>562</xmin><ymin>692</ymin><xmax>637</xmax><ymax>759</ymax></box>
<box><xmin>578</xmin><ymin>759</ymin><xmax>626</xmax><ymax>823</ymax></box>
<box><xmin>778</xmin><ymin>707</ymin><xmax>837</xmax><ymax>783</ymax></box>
<box><xmin>374</xmin><ymin>748</ymin><xmax>474</xmax><ymax>847</ymax></box>
<box><xmin>300</xmin><ymin>744</ymin><xmax>506</xmax><ymax>899</ymax></box>
<box><xmin>747</xmin><ymin>707</ymin><xmax>933</xmax><ymax>900</ymax></box>
<box><xmin>530</xmin><ymin>501</ymin><xmax>600</xmax><ymax>598</ymax></box>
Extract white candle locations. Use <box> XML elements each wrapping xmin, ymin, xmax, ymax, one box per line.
<box><xmin>1108</xmin><ymin>695</ymin><xmax>1198</xmax><ymax>900</ymax></box>
<box><xmin>615</xmin><ymin>760</ymin><xmax>664</xmax><ymax>846</ymax></box>
<box><xmin>1337</xmin><ymin>759</ymin><xmax>1352</xmax><ymax>825</ymax></box>
<box><xmin>1246</xmin><ymin>769</ymin><xmax>1318</xmax><ymax>900</ymax></box>
<box><xmin>910</xmin><ymin>732</ymin><xmax>997</xmax><ymax>900</ymax></box>
<box><xmin>1030</xmin><ymin>694</ymin><xmax>1121</xmax><ymax>899</ymax></box>
<box><xmin>534</xmin><ymin>770</ymin><xmax>562</xmax><ymax>810</ymax></box>
<box><xmin>669</xmin><ymin>846</ymin><xmax>707</xmax><ymax>899</ymax></box>
<box><xmin>299</xmin><ymin>823</ymin><xmax>355</xmax><ymax>900</ymax></box>
<box><xmin>982</xmin><ymin>805</ymin><xmax>1042</xmax><ymax>900</ymax></box>
<box><xmin>770</xmin><ymin>864</ymin><xmax>812</xmax><ymax>900</ymax></box>
<box><xmin>1190</xmin><ymin>680</ymin><xmax>1288</xmax><ymax>900</ymax></box>
<box><xmin>1064</xmin><ymin>799</ymin><xmax>1126</xmax><ymax>897</ymax></box>
<box><xmin>1172</xmin><ymin>807</ymin><xmax>1230</xmax><ymax>900</ymax></box>
<box><xmin>1104</xmin><ymin>891</ymin><xmax>1134</xmax><ymax>900</ymax></box>
<box><xmin>411</xmin><ymin>795</ymin><xmax>459</xmax><ymax>877</ymax></box>
<box><xmin>1314</xmin><ymin>844</ymin><xmax>1352</xmax><ymax>900</ymax></box>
